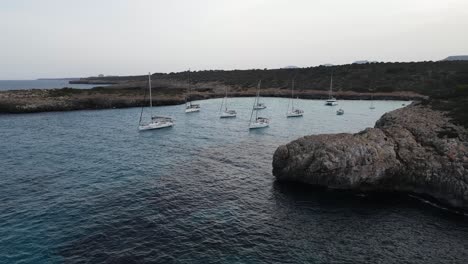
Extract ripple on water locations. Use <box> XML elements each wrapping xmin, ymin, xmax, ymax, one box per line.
<box><xmin>1</xmin><ymin>98</ymin><xmax>468</xmax><ymax>264</ymax></box>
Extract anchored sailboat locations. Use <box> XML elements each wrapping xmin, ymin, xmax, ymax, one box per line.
<box><xmin>249</xmin><ymin>80</ymin><xmax>270</xmax><ymax>129</ymax></box>
<box><xmin>185</xmin><ymin>70</ymin><xmax>200</xmax><ymax>113</ymax></box>
<box><xmin>325</xmin><ymin>72</ymin><xmax>338</xmax><ymax>106</ymax></box>
<box><xmin>219</xmin><ymin>87</ymin><xmax>237</xmax><ymax>118</ymax></box>
<box><xmin>286</xmin><ymin>78</ymin><xmax>304</xmax><ymax>117</ymax></box>
<box><xmin>138</xmin><ymin>73</ymin><xmax>174</xmax><ymax>131</ymax></box>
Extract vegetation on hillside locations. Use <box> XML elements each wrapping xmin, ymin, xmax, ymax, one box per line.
<box><xmin>85</xmin><ymin>61</ymin><xmax>468</xmax><ymax>96</ymax></box>
<box><xmin>427</xmin><ymin>83</ymin><xmax>468</xmax><ymax>129</ymax></box>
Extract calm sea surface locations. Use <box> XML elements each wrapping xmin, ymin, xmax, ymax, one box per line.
<box><xmin>1</xmin><ymin>98</ymin><xmax>467</xmax><ymax>264</ymax></box>
<box><xmin>0</xmin><ymin>80</ymin><xmax>106</xmax><ymax>90</ymax></box>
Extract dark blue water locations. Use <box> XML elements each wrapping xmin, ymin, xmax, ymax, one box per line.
<box><xmin>0</xmin><ymin>80</ymin><xmax>106</xmax><ymax>90</ymax></box>
<box><xmin>1</xmin><ymin>98</ymin><xmax>467</xmax><ymax>264</ymax></box>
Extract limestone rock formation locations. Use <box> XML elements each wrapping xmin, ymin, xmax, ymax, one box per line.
<box><xmin>273</xmin><ymin>103</ymin><xmax>468</xmax><ymax>209</ymax></box>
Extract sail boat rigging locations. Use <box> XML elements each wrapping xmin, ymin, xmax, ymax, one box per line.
<box><xmin>185</xmin><ymin>70</ymin><xmax>201</xmax><ymax>113</ymax></box>
<box><xmin>325</xmin><ymin>72</ymin><xmax>338</xmax><ymax>106</ymax></box>
<box><xmin>249</xmin><ymin>80</ymin><xmax>270</xmax><ymax>129</ymax></box>
<box><xmin>138</xmin><ymin>73</ymin><xmax>174</xmax><ymax>131</ymax></box>
<box><xmin>286</xmin><ymin>78</ymin><xmax>304</xmax><ymax>117</ymax></box>
<box><xmin>219</xmin><ymin>86</ymin><xmax>237</xmax><ymax>118</ymax></box>
<box><xmin>253</xmin><ymin>81</ymin><xmax>266</xmax><ymax>110</ymax></box>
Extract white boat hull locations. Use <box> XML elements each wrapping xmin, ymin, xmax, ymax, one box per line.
<box><xmin>287</xmin><ymin>111</ymin><xmax>303</xmax><ymax>117</ymax></box>
<box><xmin>139</xmin><ymin>121</ymin><xmax>174</xmax><ymax>131</ymax></box>
<box><xmin>249</xmin><ymin>123</ymin><xmax>269</xmax><ymax>129</ymax></box>
<box><xmin>185</xmin><ymin>108</ymin><xmax>200</xmax><ymax>113</ymax></box>
<box><xmin>220</xmin><ymin>112</ymin><xmax>236</xmax><ymax>118</ymax></box>
<box><xmin>325</xmin><ymin>101</ymin><xmax>338</xmax><ymax>106</ymax></box>
<box><xmin>249</xmin><ymin>118</ymin><xmax>270</xmax><ymax>129</ymax></box>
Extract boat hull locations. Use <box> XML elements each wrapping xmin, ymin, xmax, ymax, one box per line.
<box><xmin>220</xmin><ymin>113</ymin><xmax>236</xmax><ymax>118</ymax></box>
<box><xmin>185</xmin><ymin>108</ymin><xmax>200</xmax><ymax>113</ymax></box>
<box><xmin>286</xmin><ymin>109</ymin><xmax>304</xmax><ymax>117</ymax></box>
<box><xmin>286</xmin><ymin>113</ymin><xmax>303</xmax><ymax>117</ymax></box>
<box><xmin>139</xmin><ymin>122</ymin><xmax>174</xmax><ymax>131</ymax></box>
<box><xmin>249</xmin><ymin>123</ymin><xmax>269</xmax><ymax>129</ymax></box>
<box><xmin>325</xmin><ymin>102</ymin><xmax>338</xmax><ymax>106</ymax></box>
<box><xmin>249</xmin><ymin>118</ymin><xmax>270</xmax><ymax>129</ymax></box>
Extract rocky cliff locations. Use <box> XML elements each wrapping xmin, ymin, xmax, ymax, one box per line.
<box><xmin>273</xmin><ymin>103</ymin><xmax>468</xmax><ymax>209</ymax></box>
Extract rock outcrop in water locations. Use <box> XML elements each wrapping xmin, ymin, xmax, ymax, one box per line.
<box><xmin>273</xmin><ymin>103</ymin><xmax>468</xmax><ymax>209</ymax></box>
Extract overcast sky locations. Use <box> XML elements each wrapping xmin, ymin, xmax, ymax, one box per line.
<box><xmin>1</xmin><ymin>0</ymin><xmax>467</xmax><ymax>79</ymax></box>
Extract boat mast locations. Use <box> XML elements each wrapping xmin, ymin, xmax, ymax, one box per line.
<box><xmin>250</xmin><ymin>80</ymin><xmax>261</xmax><ymax>124</ymax></box>
<box><xmin>255</xmin><ymin>80</ymin><xmax>261</xmax><ymax>120</ymax></box>
<box><xmin>225</xmin><ymin>86</ymin><xmax>228</xmax><ymax>111</ymax></box>
<box><xmin>291</xmin><ymin>78</ymin><xmax>295</xmax><ymax>110</ymax></box>
<box><xmin>138</xmin><ymin>82</ymin><xmax>148</xmax><ymax>126</ymax></box>
<box><xmin>370</xmin><ymin>66</ymin><xmax>375</xmax><ymax>108</ymax></box>
<box><xmin>258</xmin><ymin>80</ymin><xmax>262</xmax><ymax>106</ymax></box>
<box><xmin>329</xmin><ymin>72</ymin><xmax>333</xmax><ymax>99</ymax></box>
<box><xmin>220</xmin><ymin>86</ymin><xmax>227</xmax><ymax>113</ymax></box>
<box><xmin>187</xmin><ymin>70</ymin><xmax>191</xmax><ymax>107</ymax></box>
<box><xmin>148</xmin><ymin>72</ymin><xmax>153</xmax><ymax>115</ymax></box>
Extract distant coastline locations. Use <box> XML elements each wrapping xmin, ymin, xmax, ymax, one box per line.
<box><xmin>68</xmin><ymin>80</ymin><xmax>119</xmax><ymax>85</ymax></box>
<box><xmin>0</xmin><ymin>79</ymin><xmax>105</xmax><ymax>91</ymax></box>
<box><xmin>37</xmin><ymin>78</ymin><xmax>81</xmax><ymax>81</ymax></box>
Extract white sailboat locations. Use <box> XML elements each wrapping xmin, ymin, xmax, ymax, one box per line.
<box><xmin>219</xmin><ymin>87</ymin><xmax>237</xmax><ymax>118</ymax></box>
<box><xmin>138</xmin><ymin>73</ymin><xmax>174</xmax><ymax>131</ymax></box>
<box><xmin>249</xmin><ymin>80</ymin><xmax>270</xmax><ymax>129</ymax></box>
<box><xmin>185</xmin><ymin>70</ymin><xmax>200</xmax><ymax>113</ymax></box>
<box><xmin>325</xmin><ymin>72</ymin><xmax>338</xmax><ymax>106</ymax></box>
<box><xmin>286</xmin><ymin>78</ymin><xmax>304</xmax><ymax>117</ymax></box>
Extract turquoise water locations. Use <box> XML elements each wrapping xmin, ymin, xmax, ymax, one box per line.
<box><xmin>1</xmin><ymin>98</ymin><xmax>467</xmax><ymax>263</ymax></box>
<box><xmin>0</xmin><ymin>80</ymin><xmax>106</xmax><ymax>90</ymax></box>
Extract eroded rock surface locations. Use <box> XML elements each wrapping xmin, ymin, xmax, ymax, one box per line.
<box><xmin>273</xmin><ymin>103</ymin><xmax>468</xmax><ymax>209</ymax></box>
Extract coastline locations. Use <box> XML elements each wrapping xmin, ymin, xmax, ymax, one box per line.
<box><xmin>273</xmin><ymin>102</ymin><xmax>468</xmax><ymax>211</ymax></box>
<box><xmin>0</xmin><ymin>87</ymin><xmax>424</xmax><ymax>114</ymax></box>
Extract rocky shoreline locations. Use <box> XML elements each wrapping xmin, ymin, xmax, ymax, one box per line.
<box><xmin>273</xmin><ymin>102</ymin><xmax>468</xmax><ymax>210</ymax></box>
<box><xmin>0</xmin><ymin>87</ymin><xmax>423</xmax><ymax>114</ymax></box>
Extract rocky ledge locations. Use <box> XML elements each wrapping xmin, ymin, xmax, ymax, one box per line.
<box><xmin>273</xmin><ymin>102</ymin><xmax>468</xmax><ymax>210</ymax></box>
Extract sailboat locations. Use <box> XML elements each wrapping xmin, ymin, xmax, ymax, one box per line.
<box><xmin>219</xmin><ymin>87</ymin><xmax>237</xmax><ymax>118</ymax></box>
<box><xmin>249</xmin><ymin>80</ymin><xmax>270</xmax><ymax>129</ymax></box>
<box><xmin>138</xmin><ymin>73</ymin><xmax>174</xmax><ymax>131</ymax></box>
<box><xmin>325</xmin><ymin>72</ymin><xmax>338</xmax><ymax>106</ymax></box>
<box><xmin>253</xmin><ymin>81</ymin><xmax>266</xmax><ymax>110</ymax></box>
<box><xmin>185</xmin><ymin>70</ymin><xmax>200</xmax><ymax>113</ymax></box>
<box><xmin>286</xmin><ymin>78</ymin><xmax>304</xmax><ymax>117</ymax></box>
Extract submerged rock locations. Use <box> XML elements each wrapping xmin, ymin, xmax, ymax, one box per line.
<box><xmin>273</xmin><ymin>103</ymin><xmax>468</xmax><ymax>209</ymax></box>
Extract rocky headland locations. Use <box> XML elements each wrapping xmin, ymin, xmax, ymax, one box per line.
<box><xmin>273</xmin><ymin>102</ymin><xmax>468</xmax><ymax>210</ymax></box>
<box><xmin>0</xmin><ymin>86</ymin><xmax>421</xmax><ymax>114</ymax></box>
